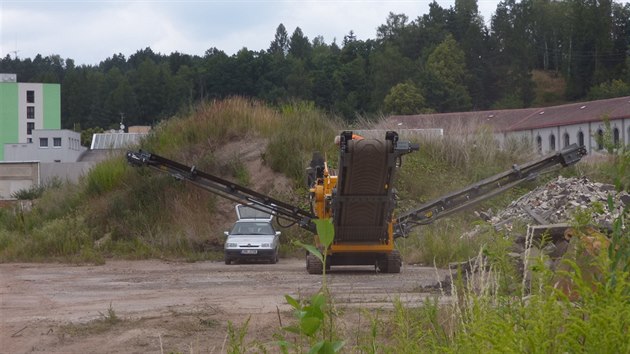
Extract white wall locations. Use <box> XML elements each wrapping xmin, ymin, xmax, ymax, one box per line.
<box><xmin>0</xmin><ymin>162</ymin><xmax>39</xmax><ymax>200</ymax></box>
<box><xmin>505</xmin><ymin>118</ymin><xmax>627</xmax><ymax>156</ymax></box>
<box><xmin>4</xmin><ymin>129</ymin><xmax>86</xmax><ymax>162</ymax></box>
<box><xmin>40</xmin><ymin>162</ymin><xmax>95</xmax><ymax>184</ymax></box>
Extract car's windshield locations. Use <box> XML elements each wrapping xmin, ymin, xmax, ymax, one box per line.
<box><xmin>230</xmin><ymin>222</ymin><xmax>274</xmax><ymax>235</ymax></box>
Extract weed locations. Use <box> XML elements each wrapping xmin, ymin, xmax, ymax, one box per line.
<box><xmin>98</xmin><ymin>302</ymin><xmax>120</xmax><ymax>325</ymax></box>
<box><xmin>280</xmin><ymin>218</ymin><xmax>344</xmax><ymax>353</ymax></box>
<box><xmin>61</xmin><ymin>303</ymin><xmax>123</xmax><ymax>338</ymax></box>
<box><xmin>398</xmin><ymin>218</ymin><xmax>485</xmax><ymax>267</ymax></box>
<box><xmin>84</xmin><ymin>156</ymin><xmax>128</xmax><ymax>195</ymax></box>
<box><xmin>281</xmin><ymin>292</ymin><xmax>344</xmax><ymax>353</ymax></box>
<box><xmin>225</xmin><ymin>157</ymin><xmax>250</xmax><ymax>186</ymax></box>
<box><xmin>226</xmin><ymin>317</ymin><xmax>251</xmax><ymax>354</ymax></box>
<box><xmin>11</xmin><ymin>184</ymin><xmax>46</xmax><ymax>200</ymax></box>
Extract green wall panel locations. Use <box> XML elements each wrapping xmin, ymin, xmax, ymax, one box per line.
<box><xmin>0</xmin><ymin>83</ymin><xmax>19</xmax><ymax>160</ymax></box>
<box><xmin>43</xmin><ymin>84</ymin><xmax>61</xmax><ymax>129</ymax></box>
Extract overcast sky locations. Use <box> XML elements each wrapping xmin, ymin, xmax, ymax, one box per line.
<box><xmin>0</xmin><ymin>0</ymin><xmax>530</xmax><ymax>66</ymax></box>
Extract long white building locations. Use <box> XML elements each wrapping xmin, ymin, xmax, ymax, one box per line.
<box><xmin>382</xmin><ymin>96</ymin><xmax>630</xmax><ymax>155</ymax></box>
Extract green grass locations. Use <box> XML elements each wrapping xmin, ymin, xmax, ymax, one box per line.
<box><xmin>0</xmin><ymin>213</ymin><xmax>103</xmax><ymax>264</ymax></box>
<box><xmin>84</xmin><ymin>157</ymin><xmax>129</xmax><ymax>195</ymax></box>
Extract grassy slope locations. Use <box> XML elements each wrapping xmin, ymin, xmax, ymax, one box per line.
<box><xmin>0</xmin><ymin>97</ymin><xmax>583</xmax><ymax>264</ymax></box>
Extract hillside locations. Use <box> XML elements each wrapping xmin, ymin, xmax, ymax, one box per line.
<box><xmin>0</xmin><ymin>96</ymin><xmax>616</xmax><ymax>265</ymax></box>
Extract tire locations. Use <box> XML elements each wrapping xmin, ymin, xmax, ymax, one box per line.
<box><xmin>306</xmin><ymin>254</ymin><xmax>323</xmax><ymax>274</ymax></box>
<box><xmin>270</xmin><ymin>251</ymin><xmax>278</xmax><ymax>264</ymax></box>
<box><xmin>224</xmin><ymin>256</ymin><xmax>231</xmax><ymax>265</ymax></box>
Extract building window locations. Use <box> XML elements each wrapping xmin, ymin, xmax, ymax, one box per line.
<box><xmin>27</xmin><ymin>138</ymin><xmax>32</xmax><ymax>143</ymax></box>
<box><xmin>27</xmin><ymin>106</ymin><xmax>35</xmax><ymax>119</ymax></box>
<box><xmin>596</xmin><ymin>129</ymin><xmax>604</xmax><ymax>150</ymax></box>
<box><xmin>577</xmin><ymin>131</ymin><xmax>585</xmax><ymax>147</ymax></box>
<box><xmin>536</xmin><ymin>135</ymin><xmax>542</xmax><ymax>154</ymax></box>
<box><xmin>613</xmin><ymin>127</ymin><xmax>620</xmax><ymax>147</ymax></box>
<box><xmin>26</xmin><ymin>90</ymin><xmax>34</xmax><ymax>103</ymax></box>
<box><xmin>27</xmin><ymin>122</ymin><xmax>35</xmax><ymax>135</ymax></box>
<box><xmin>549</xmin><ymin>134</ymin><xmax>556</xmax><ymax>151</ymax></box>
<box><xmin>563</xmin><ymin>133</ymin><xmax>570</xmax><ymax>148</ymax></box>
<box><xmin>40</xmin><ymin>138</ymin><xmax>48</xmax><ymax>148</ymax></box>
<box><xmin>53</xmin><ymin>137</ymin><xmax>62</xmax><ymax>147</ymax></box>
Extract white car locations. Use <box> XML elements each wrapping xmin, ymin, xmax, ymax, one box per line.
<box><xmin>224</xmin><ymin>204</ymin><xmax>280</xmax><ymax>264</ymax></box>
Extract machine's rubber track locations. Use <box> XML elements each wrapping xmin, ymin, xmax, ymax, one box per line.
<box><xmin>382</xmin><ymin>250</ymin><xmax>401</xmax><ymax>274</ymax></box>
<box><xmin>334</xmin><ymin>138</ymin><xmax>396</xmax><ymax>243</ymax></box>
<box><xmin>306</xmin><ymin>254</ymin><xmax>323</xmax><ymax>274</ymax></box>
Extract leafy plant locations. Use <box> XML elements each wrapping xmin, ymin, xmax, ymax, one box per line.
<box><xmin>281</xmin><ymin>292</ymin><xmax>344</xmax><ymax>354</ymax></box>
<box><xmin>281</xmin><ymin>218</ymin><xmax>344</xmax><ymax>353</ymax></box>
<box><xmin>296</xmin><ymin>218</ymin><xmax>334</xmax><ymax>281</ymax></box>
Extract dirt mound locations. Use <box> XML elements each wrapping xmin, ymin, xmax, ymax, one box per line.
<box><xmin>207</xmin><ymin>137</ymin><xmax>296</xmax><ymax>236</ymax></box>
<box><xmin>214</xmin><ymin>136</ymin><xmax>292</xmax><ymax>196</ymax></box>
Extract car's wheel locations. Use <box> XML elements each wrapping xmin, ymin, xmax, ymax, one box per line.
<box><xmin>269</xmin><ymin>251</ymin><xmax>279</xmax><ymax>264</ymax></box>
<box><xmin>224</xmin><ymin>257</ymin><xmax>231</xmax><ymax>265</ymax></box>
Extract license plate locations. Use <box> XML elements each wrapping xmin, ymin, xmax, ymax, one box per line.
<box><xmin>241</xmin><ymin>249</ymin><xmax>257</xmax><ymax>255</ymax></box>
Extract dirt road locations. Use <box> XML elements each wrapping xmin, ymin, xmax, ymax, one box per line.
<box><xmin>1</xmin><ymin>258</ymin><xmax>449</xmax><ymax>353</ymax></box>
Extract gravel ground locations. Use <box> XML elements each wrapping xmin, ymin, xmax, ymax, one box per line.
<box><xmin>1</xmin><ymin>258</ymin><xmax>449</xmax><ymax>353</ymax></box>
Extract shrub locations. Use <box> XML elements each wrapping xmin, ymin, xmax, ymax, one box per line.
<box><xmin>84</xmin><ymin>156</ymin><xmax>128</xmax><ymax>195</ymax></box>
<box><xmin>0</xmin><ymin>214</ymin><xmax>101</xmax><ymax>263</ymax></box>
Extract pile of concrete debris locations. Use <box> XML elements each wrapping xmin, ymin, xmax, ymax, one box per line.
<box><xmin>452</xmin><ymin>176</ymin><xmax>629</xmax><ymax>285</ymax></box>
<box><xmin>486</xmin><ymin>176</ymin><xmax>630</xmax><ymax>231</ymax></box>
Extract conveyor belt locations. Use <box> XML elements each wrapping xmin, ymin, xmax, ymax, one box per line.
<box><xmin>333</xmin><ymin>137</ymin><xmax>397</xmax><ymax>243</ymax></box>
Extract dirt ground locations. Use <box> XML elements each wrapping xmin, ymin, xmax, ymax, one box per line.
<box><xmin>0</xmin><ymin>258</ymin><xmax>449</xmax><ymax>353</ymax></box>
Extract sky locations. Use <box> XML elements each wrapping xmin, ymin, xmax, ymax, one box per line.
<box><xmin>0</xmin><ymin>0</ymin><xmax>521</xmax><ymax>66</ymax></box>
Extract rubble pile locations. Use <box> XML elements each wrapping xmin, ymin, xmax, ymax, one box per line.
<box><xmin>488</xmin><ymin>176</ymin><xmax>630</xmax><ymax>230</ymax></box>
<box><xmin>451</xmin><ymin>176</ymin><xmax>629</xmax><ymax>288</ymax></box>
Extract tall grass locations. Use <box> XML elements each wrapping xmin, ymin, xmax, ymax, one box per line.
<box><xmin>84</xmin><ymin>156</ymin><xmax>129</xmax><ymax>195</ymax></box>
<box><xmin>0</xmin><ymin>213</ymin><xmax>102</xmax><ymax>263</ymax></box>
<box><xmin>398</xmin><ymin>126</ymin><xmax>535</xmax><ymax>202</ymax></box>
<box><xmin>395</xmin><ymin>127</ymin><xmax>539</xmax><ymax>266</ymax></box>
<box><xmin>266</xmin><ymin>101</ymin><xmax>341</xmax><ymax>183</ymax></box>
<box><xmin>397</xmin><ymin>219</ymin><xmax>490</xmax><ymax>267</ymax></box>
<box><xmin>142</xmin><ymin>97</ymin><xmax>281</xmax><ymax>163</ymax></box>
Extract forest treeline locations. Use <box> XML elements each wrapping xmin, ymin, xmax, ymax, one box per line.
<box><xmin>1</xmin><ymin>0</ymin><xmax>629</xmax><ymax>132</ymax></box>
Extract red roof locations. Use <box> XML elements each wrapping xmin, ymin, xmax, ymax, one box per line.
<box><xmin>380</xmin><ymin>96</ymin><xmax>630</xmax><ymax>133</ymax></box>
